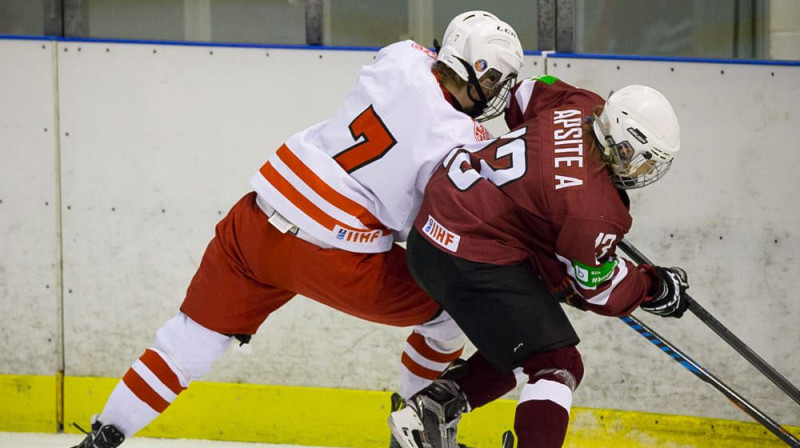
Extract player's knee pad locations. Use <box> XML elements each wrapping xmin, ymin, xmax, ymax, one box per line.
<box><xmin>517</xmin><ymin>346</ymin><xmax>583</xmax><ymax>417</ymax></box>
<box><xmin>520</xmin><ymin>345</ymin><xmax>584</xmax><ymax>390</ymax></box>
<box><xmin>153</xmin><ymin>312</ymin><xmax>233</xmax><ymax>382</ymax></box>
<box><xmin>415</xmin><ymin>310</ymin><xmax>467</xmax><ymax>354</ymax></box>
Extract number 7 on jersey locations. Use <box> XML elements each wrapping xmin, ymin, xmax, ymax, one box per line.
<box><xmin>334</xmin><ymin>105</ymin><xmax>398</xmax><ymax>173</ymax></box>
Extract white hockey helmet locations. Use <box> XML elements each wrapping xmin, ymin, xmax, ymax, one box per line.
<box><xmin>592</xmin><ymin>85</ymin><xmax>681</xmax><ymax>189</ymax></box>
<box><xmin>440</xmin><ymin>10</ymin><xmax>499</xmax><ymax>45</ymax></box>
<box><xmin>436</xmin><ymin>12</ymin><xmax>524</xmax><ymax>122</ymax></box>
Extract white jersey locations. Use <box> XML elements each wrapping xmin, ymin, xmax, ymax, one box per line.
<box><xmin>250</xmin><ymin>40</ymin><xmax>491</xmax><ymax>253</ymax></box>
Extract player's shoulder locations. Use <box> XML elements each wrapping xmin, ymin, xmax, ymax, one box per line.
<box><xmin>378</xmin><ymin>40</ymin><xmax>437</xmax><ymax>62</ymax></box>
<box><xmin>367</xmin><ymin>40</ymin><xmax>438</xmax><ymax>90</ymax></box>
<box><xmin>363</xmin><ymin>41</ymin><xmax>488</xmax><ymax>142</ymax></box>
<box><xmin>511</xmin><ymin>76</ymin><xmax>603</xmax><ymax>115</ymax></box>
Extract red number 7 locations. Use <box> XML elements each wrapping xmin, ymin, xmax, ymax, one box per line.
<box><xmin>334</xmin><ymin>105</ymin><xmax>397</xmax><ymax>173</ymax></box>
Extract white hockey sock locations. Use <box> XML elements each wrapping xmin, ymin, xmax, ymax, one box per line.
<box><xmin>99</xmin><ymin>312</ymin><xmax>232</xmax><ymax>438</ymax></box>
<box><xmin>99</xmin><ymin>348</ymin><xmax>185</xmax><ymax>437</ymax></box>
<box><xmin>399</xmin><ymin>311</ymin><xmax>466</xmax><ymax>399</ymax></box>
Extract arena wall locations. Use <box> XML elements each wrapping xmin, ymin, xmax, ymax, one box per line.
<box><xmin>1</xmin><ymin>37</ymin><xmax>798</xmax><ymax>446</ymax></box>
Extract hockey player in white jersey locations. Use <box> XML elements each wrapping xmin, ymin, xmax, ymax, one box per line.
<box><xmin>70</xmin><ymin>10</ymin><xmax>524</xmax><ymax>448</ymax></box>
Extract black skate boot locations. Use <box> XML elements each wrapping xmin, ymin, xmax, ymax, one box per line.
<box><xmin>70</xmin><ymin>416</ymin><xmax>125</xmax><ymax>448</ymax></box>
<box><xmin>388</xmin><ymin>379</ymin><xmax>468</xmax><ymax>448</ymax></box>
<box><xmin>501</xmin><ymin>430</ymin><xmax>514</xmax><ymax>448</ymax></box>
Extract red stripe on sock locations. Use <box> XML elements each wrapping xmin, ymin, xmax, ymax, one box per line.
<box><xmin>140</xmin><ymin>349</ymin><xmax>185</xmax><ymax>395</ymax></box>
<box><xmin>122</xmin><ymin>368</ymin><xmax>169</xmax><ymax>413</ymax></box>
<box><xmin>406</xmin><ymin>332</ymin><xmax>463</xmax><ymax>364</ymax></box>
<box><xmin>401</xmin><ymin>352</ymin><xmax>441</xmax><ymax>380</ymax></box>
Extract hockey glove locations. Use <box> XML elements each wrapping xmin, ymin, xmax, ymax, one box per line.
<box><xmin>640</xmin><ymin>265</ymin><xmax>689</xmax><ymax>318</ymax></box>
<box><xmin>552</xmin><ymin>279</ymin><xmax>587</xmax><ymax>311</ymax></box>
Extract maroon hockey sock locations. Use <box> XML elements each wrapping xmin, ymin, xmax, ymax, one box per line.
<box><xmin>456</xmin><ymin>352</ymin><xmax>517</xmax><ymax>409</ymax></box>
<box><xmin>514</xmin><ymin>399</ymin><xmax>569</xmax><ymax>448</ymax></box>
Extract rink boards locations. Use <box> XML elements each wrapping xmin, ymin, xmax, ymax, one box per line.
<box><xmin>1</xmin><ymin>36</ymin><xmax>799</xmax><ymax>447</ymax></box>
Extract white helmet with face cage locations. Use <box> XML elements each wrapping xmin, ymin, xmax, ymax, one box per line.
<box><xmin>592</xmin><ymin>85</ymin><xmax>681</xmax><ymax>189</ymax></box>
<box><xmin>436</xmin><ymin>11</ymin><xmax>524</xmax><ymax>122</ymax></box>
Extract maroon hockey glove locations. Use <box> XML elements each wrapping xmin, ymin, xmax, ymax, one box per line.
<box><xmin>640</xmin><ymin>265</ymin><xmax>689</xmax><ymax>318</ymax></box>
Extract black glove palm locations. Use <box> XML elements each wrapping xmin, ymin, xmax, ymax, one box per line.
<box><xmin>641</xmin><ymin>266</ymin><xmax>689</xmax><ymax>318</ymax></box>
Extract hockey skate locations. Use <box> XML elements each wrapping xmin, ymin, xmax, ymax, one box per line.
<box><xmin>388</xmin><ymin>379</ymin><xmax>467</xmax><ymax>448</ymax></box>
<box><xmin>70</xmin><ymin>416</ymin><xmax>125</xmax><ymax>448</ymax></box>
<box><xmin>500</xmin><ymin>430</ymin><xmax>514</xmax><ymax>448</ymax></box>
<box><xmin>389</xmin><ymin>392</ymin><xmax>407</xmax><ymax>448</ymax></box>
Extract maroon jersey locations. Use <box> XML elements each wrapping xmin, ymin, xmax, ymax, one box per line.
<box><xmin>414</xmin><ymin>77</ymin><xmax>653</xmax><ymax>316</ymax></box>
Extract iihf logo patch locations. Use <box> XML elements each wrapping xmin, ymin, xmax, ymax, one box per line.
<box><xmin>474</xmin><ymin>59</ymin><xmax>488</xmax><ymax>72</ymax></box>
<box><xmin>422</xmin><ymin>215</ymin><xmax>460</xmax><ymax>252</ymax></box>
<box><xmin>333</xmin><ymin>225</ymin><xmax>383</xmax><ymax>244</ymax></box>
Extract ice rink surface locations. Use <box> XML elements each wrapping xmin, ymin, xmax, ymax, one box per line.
<box><xmin>0</xmin><ymin>432</ymin><xmax>318</xmax><ymax>448</ymax></box>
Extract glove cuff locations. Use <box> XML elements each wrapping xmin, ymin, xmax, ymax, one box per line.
<box><xmin>638</xmin><ymin>264</ymin><xmax>663</xmax><ymax>301</ymax></box>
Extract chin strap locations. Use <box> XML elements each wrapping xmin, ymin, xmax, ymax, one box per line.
<box><xmin>448</xmin><ymin>95</ymin><xmax>466</xmax><ymax>114</ymax></box>
<box><xmin>453</xmin><ymin>57</ymin><xmax>489</xmax><ymax>118</ymax></box>
<box><xmin>432</xmin><ymin>67</ymin><xmax>466</xmax><ymax>114</ymax></box>
<box><xmin>432</xmin><ymin>44</ymin><xmax>489</xmax><ymax>118</ymax></box>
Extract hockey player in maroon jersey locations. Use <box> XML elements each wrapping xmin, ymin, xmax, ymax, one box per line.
<box><xmin>388</xmin><ymin>77</ymin><xmax>689</xmax><ymax>448</ymax></box>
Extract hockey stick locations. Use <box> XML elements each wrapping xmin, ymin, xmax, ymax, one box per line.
<box><xmin>620</xmin><ymin>315</ymin><xmax>800</xmax><ymax>447</ymax></box>
<box><xmin>617</xmin><ymin>238</ymin><xmax>800</xmax><ymax>407</ymax></box>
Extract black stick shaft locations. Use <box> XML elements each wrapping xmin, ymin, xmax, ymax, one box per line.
<box><xmin>621</xmin><ymin>315</ymin><xmax>800</xmax><ymax>447</ymax></box>
<box><xmin>617</xmin><ymin>239</ymin><xmax>800</xmax><ymax>406</ymax></box>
